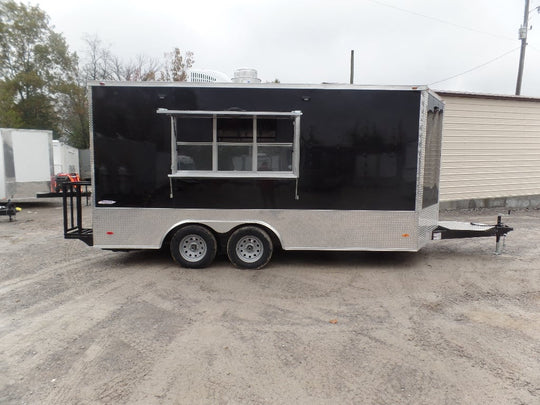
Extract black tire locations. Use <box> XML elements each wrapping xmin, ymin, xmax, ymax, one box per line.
<box><xmin>170</xmin><ymin>225</ymin><xmax>217</xmax><ymax>269</ymax></box>
<box><xmin>227</xmin><ymin>226</ymin><xmax>273</xmax><ymax>270</ymax></box>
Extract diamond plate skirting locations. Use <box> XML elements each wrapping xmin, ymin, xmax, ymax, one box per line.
<box><xmin>418</xmin><ymin>204</ymin><xmax>439</xmax><ymax>248</ymax></box>
<box><xmin>93</xmin><ymin>208</ymin><xmax>422</xmax><ymax>251</ymax></box>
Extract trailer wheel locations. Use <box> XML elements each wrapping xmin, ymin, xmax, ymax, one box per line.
<box><xmin>170</xmin><ymin>225</ymin><xmax>217</xmax><ymax>269</ymax></box>
<box><xmin>227</xmin><ymin>226</ymin><xmax>273</xmax><ymax>270</ymax></box>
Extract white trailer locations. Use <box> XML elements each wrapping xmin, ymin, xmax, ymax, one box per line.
<box><xmin>0</xmin><ymin>128</ymin><xmax>54</xmax><ymax>200</ymax></box>
<box><xmin>52</xmin><ymin>140</ymin><xmax>80</xmax><ymax>175</ymax></box>
<box><xmin>78</xmin><ymin>149</ymin><xmax>91</xmax><ymax>180</ymax></box>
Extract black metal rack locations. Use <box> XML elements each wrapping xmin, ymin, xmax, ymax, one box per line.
<box><xmin>62</xmin><ymin>181</ymin><xmax>93</xmax><ymax>246</ymax></box>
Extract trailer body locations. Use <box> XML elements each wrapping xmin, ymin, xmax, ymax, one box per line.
<box><xmin>0</xmin><ymin>128</ymin><xmax>54</xmax><ymax>200</ymax></box>
<box><xmin>53</xmin><ymin>140</ymin><xmax>80</xmax><ymax>175</ymax></box>
<box><xmin>73</xmin><ymin>82</ymin><xmax>445</xmax><ymax>259</ymax></box>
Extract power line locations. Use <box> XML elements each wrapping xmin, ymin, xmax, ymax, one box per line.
<box><xmin>365</xmin><ymin>0</ymin><xmax>516</xmax><ymax>41</ymax></box>
<box><xmin>429</xmin><ymin>47</ymin><xmax>521</xmax><ymax>86</ymax></box>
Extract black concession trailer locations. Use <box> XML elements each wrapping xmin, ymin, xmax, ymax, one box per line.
<box><xmin>63</xmin><ymin>82</ymin><xmax>512</xmax><ymax>269</ymax></box>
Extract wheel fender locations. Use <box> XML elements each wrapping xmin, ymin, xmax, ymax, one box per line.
<box><xmin>161</xmin><ymin>220</ymin><xmax>283</xmax><ymax>248</ymax></box>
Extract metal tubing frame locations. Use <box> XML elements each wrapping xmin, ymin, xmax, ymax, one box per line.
<box><xmin>170</xmin><ymin>117</ymin><xmax>177</xmax><ymax>173</ymax></box>
<box><xmin>252</xmin><ymin>116</ymin><xmax>257</xmax><ymax>172</ymax></box>
<box><xmin>62</xmin><ymin>181</ymin><xmax>93</xmax><ymax>246</ymax></box>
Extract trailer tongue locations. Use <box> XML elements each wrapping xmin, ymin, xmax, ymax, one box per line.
<box><xmin>0</xmin><ymin>200</ymin><xmax>19</xmax><ymax>221</ymax></box>
<box><xmin>433</xmin><ymin>216</ymin><xmax>513</xmax><ymax>254</ymax></box>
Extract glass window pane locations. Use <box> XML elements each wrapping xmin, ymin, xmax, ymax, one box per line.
<box><xmin>178</xmin><ymin>118</ymin><xmax>213</xmax><ymax>142</ymax></box>
<box><xmin>218</xmin><ymin>145</ymin><xmax>252</xmax><ymax>171</ymax></box>
<box><xmin>258</xmin><ymin>119</ymin><xmax>294</xmax><ymax>143</ymax></box>
<box><xmin>217</xmin><ymin>118</ymin><xmax>252</xmax><ymax>142</ymax></box>
<box><xmin>257</xmin><ymin>145</ymin><xmax>292</xmax><ymax>171</ymax></box>
<box><xmin>177</xmin><ymin>145</ymin><xmax>212</xmax><ymax>170</ymax></box>
<box><xmin>257</xmin><ymin>119</ymin><xmax>276</xmax><ymax>142</ymax></box>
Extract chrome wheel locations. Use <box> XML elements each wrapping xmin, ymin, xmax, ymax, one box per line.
<box><xmin>235</xmin><ymin>235</ymin><xmax>264</xmax><ymax>263</ymax></box>
<box><xmin>170</xmin><ymin>225</ymin><xmax>217</xmax><ymax>269</ymax></box>
<box><xmin>179</xmin><ymin>234</ymin><xmax>207</xmax><ymax>262</ymax></box>
<box><xmin>227</xmin><ymin>226</ymin><xmax>273</xmax><ymax>269</ymax></box>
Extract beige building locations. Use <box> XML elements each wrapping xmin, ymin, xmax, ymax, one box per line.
<box><xmin>437</xmin><ymin>91</ymin><xmax>540</xmax><ymax>208</ymax></box>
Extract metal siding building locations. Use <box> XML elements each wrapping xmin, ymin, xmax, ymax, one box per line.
<box><xmin>437</xmin><ymin>91</ymin><xmax>540</xmax><ymax>203</ymax></box>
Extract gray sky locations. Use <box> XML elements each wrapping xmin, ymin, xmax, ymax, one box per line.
<box><xmin>35</xmin><ymin>0</ymin><xmax>540</xmax><ymax>96</ymax></box>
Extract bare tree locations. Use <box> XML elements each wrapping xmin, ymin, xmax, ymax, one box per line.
<box><xmin>80</xmin><ymin>37</ymin><xmax>194</xmax><ymax>82</ymax></box>
<box><xmin>124</xmin><ymin>54</ymin><xmax>161</xmax><ymax>81</ymax></box>
<box><xmin>81</xmin><ymin>34</ymin><xmax>117</xmax><ymax>81</ymax></box>
<box><xmin>109</xmin><ymin>54</ymin><xmax>125</xmax><ymax>81</ymax></box>
<box><xmin>60</xmin><ymin>38</ymin><xmax>195</xmax><ymax>147</ymax></box>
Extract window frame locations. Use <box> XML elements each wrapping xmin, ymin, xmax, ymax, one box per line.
<box><xmin>157</xmin><ymin>109</ymin><xmax>302</xmax><ymax>179</ymax></box>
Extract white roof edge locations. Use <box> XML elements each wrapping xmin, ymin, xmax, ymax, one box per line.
<box><xmin>87</xmin><ymin>80</ymin><xmax>429</xmax><ymax>91</ymax></box>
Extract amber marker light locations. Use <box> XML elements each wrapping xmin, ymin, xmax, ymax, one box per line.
<box><xmin>402</xmin><ymin>233</ymin><xmax>410</xmax><ymax>237</ymax></box>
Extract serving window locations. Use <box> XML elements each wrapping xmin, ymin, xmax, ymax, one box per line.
<box><xmin>157</xmin><ymin>109</ymin><xmax>302</xmax><ymax>179</ymax></box>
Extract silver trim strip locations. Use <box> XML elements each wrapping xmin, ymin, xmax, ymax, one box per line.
<box><xmin>90</xmin><ymin>81</ymin><xmax>429</xmax><ymax>91</ymax></box>
<box><xmin>88</xmin><ymin>85</ymin><xmax>96</xmax><ymax>208</ymax></box>
<box><xmin>95</xmin><ymin>244</ymin><xmax>419</xmax><ymax>252</ymax></box>
<box><xmin>177</xmin><ymin>142</ymin><xmax>293</xmax><ymax>147</ymax></box>
<box><xmin>170</xmin><ymin>116</ymin><xmax>177</xmax><ymax>174</ymax></box>
<box><xmin>95</xmin><ymin>207</ymin><xmax>417</xmax><ymax>214</ymax></box>
<box><xmin>293</xmin><ymin>115</ymin><xmax>301</xmax><ymax>178</ymax></box>
<box><xmin>252</xmin><ymin>117</ymin><xmax>257</xmax><ymax>172</ymax></box>
<box><xmin>168</xmin><ymin>172</ymin><xmax>297</xmax><ymax>179</ymax></box>
<box><xmin>157</xmin><ymin>109</ymin><xmax>302</xmax><ymax>117</ymax></box>
<box><xmin>212</xmin><ymin>116</ymin><xmax>217</xmax><ymax>170</ymax></box>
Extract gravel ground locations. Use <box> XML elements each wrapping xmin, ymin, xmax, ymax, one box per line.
<box><xmin>0</xmin><ymin>200</ymin><xmax>539</xmax><ymax>404</ymax></box>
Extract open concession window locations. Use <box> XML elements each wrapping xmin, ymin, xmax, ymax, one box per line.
<box><xmin>157</xmin><ymin>109</ymin><xmax>302</xmax><ymax>179</ymax></box>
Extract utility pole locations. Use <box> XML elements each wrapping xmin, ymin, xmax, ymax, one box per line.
<box><xmin>350</xmin><ymin>50</ymin><xmax>354</xmax><ymax>84</ymax></box>
<box><xmin>515</xmin><ymin>0</ymin><xmax>530</xmax><ymax>95</ymax></box>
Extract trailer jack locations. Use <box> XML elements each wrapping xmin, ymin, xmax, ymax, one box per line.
<box><xmin>432</xmin><ymin>215</ymin><xmax>513</xmax><ymax>254</ymax></box>
<box><xmin>0</xmin><ymin>200</ymin><xmax>21</xmax><ymax>221</ymax></box>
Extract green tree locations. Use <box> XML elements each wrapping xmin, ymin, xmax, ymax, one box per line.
<box><xmin>0</xmin><ymin>0</ymin><xmax>78</xmax><ymax>136</ymax></box>
<box><xmin>56</xmin><ymin>80</ymin><xmax>89</xmax><ymax>149</ymax></box>
<box><xmin>160</xmin><ymin>48</ymin><xmax>194</xmax><ymax>81</ymax></box>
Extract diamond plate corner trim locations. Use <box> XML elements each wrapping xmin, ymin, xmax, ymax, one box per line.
<box><xmin>88</xmin><ymin>87</ymin><xmax>96</xmax><ymax>207</ymax></box>
<box><xmin>417</xmin><ymin>203</ymin><xmax>439</xmax><ymax>249</ymax></box>
<box><xmin>416</xmin><ymin>90</ymin><xmax>429</xmax><ymax>213</ymax></box>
